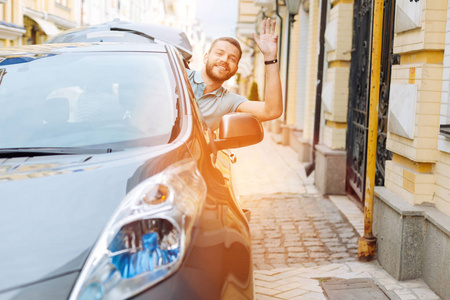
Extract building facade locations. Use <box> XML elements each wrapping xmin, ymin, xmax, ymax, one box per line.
<box><xmin>0</xmin><ymin>0</ymin><xmax>206</xmax><ymax>67</ymax></box>
<box><xmin>0</xmin><ymin>0</ymin><xmax>78</xmax><ymax>47</ymax></box>
<box><xmin>236</xmin><ymin>0</ymin><xmax>263</xmax><ymax>100</ymax></box>
<box><xmin>238</xmin><ymin>0</ymin><xmax>450</xmax><ymax>298</ymax></box>
<box><xmin>0</xmin><ymin>0</ymin><xmax>26</xmax><ymax>47</ymax></box>
<box><xmin>373</xmin><ymin>1</ymin><xmax>450</xmax><ymax>298</ymax></box>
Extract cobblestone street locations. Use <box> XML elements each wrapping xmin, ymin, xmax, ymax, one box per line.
<box><xmin>232</xmin><ymin>132</ymin><xmax>441</xmax><ymax>300</ymax></box>
<box><xmin>242</xmin><ymin>194</ymin><xmax>359</xmax><ymax>270</ymax></box>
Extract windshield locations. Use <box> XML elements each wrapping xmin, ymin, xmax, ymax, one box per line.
<box><xmin>0</xmin><ymin>51</ymin><xmax>178</xmax><ymax>149</ymax></box>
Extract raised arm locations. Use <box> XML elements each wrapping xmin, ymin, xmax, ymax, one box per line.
<box><xmin>236</xmin><ymin>18</ymin><xmax>283</xmax><ymax>121</ymax></box>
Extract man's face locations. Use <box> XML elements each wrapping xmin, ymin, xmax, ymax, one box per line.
<box><xmin>204</xmin><ymin>41</ymin><xmax>240</xmax><ymax>82</ymax></box>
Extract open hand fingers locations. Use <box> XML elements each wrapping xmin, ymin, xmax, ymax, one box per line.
<box><xmin>259</xmin><ymin>19</ymin><xmax>266</xmax><ymax>35</ymax></box>
<box><xmin>271</xmin><ymin>19</ymin><xmax>276</xmax><ymax>34</ymax></box>
<box><xmin>265</xmin><ymin>18</ymin><xmax>271</xmax><ymax>34</ymax></box>
<box><xmin>259</xmin><ymin>18</ymin><xmax>277</xmax><ymax>36</ymax></box>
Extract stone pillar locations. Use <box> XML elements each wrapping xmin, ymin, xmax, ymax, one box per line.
<box><xmin>373</xmin><ymin>1</ymin><xmax>450</xmax><ymax>298</ymax></box>
<box><xmin>302</xmin><ymin>0</ymin><xmax>320</xmax><ymax>143</ymax></box>
<box><xmin>385</xmin><ymin>0</ymin><xmax>447</xmax><ymax>206</ymax></box>
<box><xmin>314</xmin><ymin>144</ymin><xmax>346</xmax><ymax>195</ymax></box>
<box><xmin>312</xmin><ymin>0</ymin><xmax>353</xmax><ymax>190</ymax></box>
<box><xmin>374</xmin><ymin>187</ymin><xmax>450</xmax><ymax>300</ymax></box>
<box><xmin>286</xmin><ymin>9</ymin><xmax>301</xmax><ymax>126</ymax></box>
<box><xmin>436</xmin><ymin>0</ymin><xmax>450</xmax><ymax>216</ymax></box>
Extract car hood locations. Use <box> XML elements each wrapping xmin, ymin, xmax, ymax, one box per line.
<box><xmin>0</xmin><ymin>143</ymin><xmax>189</xmax><ymax>293</ymax></box>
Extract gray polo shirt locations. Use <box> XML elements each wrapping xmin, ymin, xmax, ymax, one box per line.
<box><xmin>187</xmin><ymin>69</ymin><xmax>248</xmax><ymax>131</ymax></box>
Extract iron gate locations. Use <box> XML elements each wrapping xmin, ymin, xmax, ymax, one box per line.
<box><xmin>376</xmin><ymin>0</ymin><xmax>395</xmax><ymax>186</ymax></box>
<box><xmin>346</xmin><ymin>0</ymin><xmax>395</xmax><ymax>203</ymax></box>
<box><xmin>346</xmin><ymin>0</ymin><xmax>373</xmax><ymax>202</ymax></box>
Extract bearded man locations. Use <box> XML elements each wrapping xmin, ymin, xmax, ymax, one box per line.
<box><xmin>187</xmin><ymin>18</ymin><xmax>283</xmax><ymax>131</ymax></box>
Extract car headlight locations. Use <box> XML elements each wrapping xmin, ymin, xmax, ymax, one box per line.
<box><xmin>69</xmin><ymin>159</ymin><xmax>207</xmax><ymax>300</ymax></box>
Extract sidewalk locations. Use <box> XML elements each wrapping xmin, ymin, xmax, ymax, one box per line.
<box><xmin>231</xmin><ymin>132</ymin><xmax>441</xmax><ymax>300</ymax></box>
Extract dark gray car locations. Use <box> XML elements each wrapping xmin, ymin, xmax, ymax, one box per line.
<box><xmin>0</xmin><ymin>42</ymin><xmax>262</xmax><ymax>299</ymax></box>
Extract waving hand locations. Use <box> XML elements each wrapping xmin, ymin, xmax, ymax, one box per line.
<box><xmin>252</xmin><ymin>18</ymin><xmax>278</xmax><ymax>60</ymax></box>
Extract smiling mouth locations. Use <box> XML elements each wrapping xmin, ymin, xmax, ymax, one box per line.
<box><xmin>215</xmin><ymin>65</ymin><xmax>228</xmax><ymax>71</ymax></box>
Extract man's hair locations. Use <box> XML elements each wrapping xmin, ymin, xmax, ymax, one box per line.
<box><xmin>209</xmin><ymin>37</ymin><xmax>242</xmax><ymax>60</ymax></box>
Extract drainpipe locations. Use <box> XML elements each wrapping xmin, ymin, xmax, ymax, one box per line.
<box><xmin>274</xmin><ymin>0</ymin><xmax>283</xmax><ymax>68</ymax></box>
<box><xmin>358</xmin><ymin>0</ymin><xmax>384</xmax><ymax>262</ymax></box>
<box><xmin>284</xmin><ymin>14</ymin><xmax>293</xmax><ymax>122</ymax></box>
<box><xmin>304</xmin><ymin>0</ymin><xmax>327</xmax><ymax>177</ymax></box>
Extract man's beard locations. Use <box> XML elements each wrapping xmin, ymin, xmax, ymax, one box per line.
<box><xmin>205</xmin><ymin>60</ymin><xmax>234</xmax><ymax>82</ymax></box>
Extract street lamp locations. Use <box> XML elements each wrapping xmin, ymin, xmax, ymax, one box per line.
<box><xmin>285</xmin><ymin>0</ymin><xmax>302</xmax><ymax>16</ymax></box>
<box><xmin>283</xmin><ymin>0</ymin><xmax>301</xmax><ymax>122</ymax></box>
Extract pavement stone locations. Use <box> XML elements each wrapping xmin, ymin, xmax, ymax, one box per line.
<box><xmin>231</xmin><ymin>132</ymin><xmax>441</xmax><ymax>300</ymax></box>
<box><xmin>238</xmin><ymin>193</ymin><xmax>359</xmax><ymax>269</ymax></box>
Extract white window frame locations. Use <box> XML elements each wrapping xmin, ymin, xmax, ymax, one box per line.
<box><xmin>55</xmin><ymin>0</ymin><xmax>68</xmax><ymax>7</ymax></box>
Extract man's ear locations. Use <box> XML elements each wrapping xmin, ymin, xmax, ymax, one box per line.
<box><xmin>203</xmin><ymin>52</ymin><xmax>209</xmax><ymax>64</ymax></box>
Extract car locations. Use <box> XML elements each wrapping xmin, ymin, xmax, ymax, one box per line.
<box><xmin>44</xmin><ymin>19</ymin><xmax>193</xmax><ymax>66</ymax></box>
<box><xmin>0</xmin><ymin>39</ymin><xmax>263</xmax><ymax>299</ymax></box>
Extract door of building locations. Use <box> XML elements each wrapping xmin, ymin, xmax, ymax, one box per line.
<box><xmin>346</xmin><ymin>0</ymin><xmax>395</xmax><ymax>204</ymax></box>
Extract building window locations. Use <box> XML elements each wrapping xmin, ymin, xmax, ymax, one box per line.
<box><xmin>440</xmin><ymin>79</ymin><xmax>450</xmax><ymax>141</ymax></box>
<box><xmin>439</xmin><ymin>85</ymin><xmax>450</xmax><ymax>143</ymax></box>
<box><xmin>55</xmin><ymin>0</ymin><xmax>68</xmax><ymax>7</ymax></box>
<box><xmin>441</xmin><ymin>125</ymin><xmax>450</xmax><ymax>138</ymax></box>
<box><xmin>439</xmin><ymin>79</ymin><xmax>450</xmax><ymax>152</ymax></box>
<box><xmin>439</xmin><ymin>4</ymin><xmax>450</xmax><ymax>153</ymax></box>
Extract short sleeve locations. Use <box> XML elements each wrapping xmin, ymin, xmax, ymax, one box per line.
<box><xmin>230</xmin><ymin>94</ymin><xmax>248</xmax><ymax>112</ymax></box>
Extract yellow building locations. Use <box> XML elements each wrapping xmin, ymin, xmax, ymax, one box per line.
<box><xmin>0</xmin><ymin>1</ymin><xmax>26</xmax><ymax>47</ymax></box>
<box><xmin>373</xmin><ymin>0</ymin><xmax>450</xmax><ymax>298</ymax></box>
<box><xmin>236</xmin><ymin>0</ymin><xmax>264</xmax><ymax>100</ymax></box>
<box><xmin>308</xmin><ymin>0</ymin><xmax>352</xmax><ymax>195</ymax></box>
<box><xmin>0</xmin><ymin>0</ymin><xmax>78</xmax><ymax>47</ymax></box>
<box><xmin>236</xmin><ymin>0</ymin><xmax>304</xmax><ymax>134</ymax></box>
<box><xmin>239</xmin><ymin>0</ymin><xmax>450</xmax><ymax>298</ymax></box>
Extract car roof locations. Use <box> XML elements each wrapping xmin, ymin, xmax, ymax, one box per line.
<box><xmin>0</xmin><ymin>42</ymin><xmax>169</xmax><ymax>57</ymax></box>
<box><xmin>45</xmin><ymin>19</ymin><xmax>193</xmax><ymax>61</ymax></box>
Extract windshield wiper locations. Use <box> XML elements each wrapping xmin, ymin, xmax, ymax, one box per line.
<box><xmin>0</xmin><ymin>147</ymin><xmax>118</xmax><ymax>157</ymax></box>
<box><xmin>110</xmin><ymin>28</ymin><xmax>156</xmax><ymax>41</ymax></box>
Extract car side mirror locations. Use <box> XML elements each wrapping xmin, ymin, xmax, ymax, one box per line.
<box><xmin>214</xmin><ymin>113</ymin><xmax>264</xmax><ymax>150</ymax></box>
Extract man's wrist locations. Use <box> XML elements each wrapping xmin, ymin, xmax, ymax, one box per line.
<box><xmin>263</xmin><ymin>55</ymin><xmax>277</xmax><ymax>61</ymax></box>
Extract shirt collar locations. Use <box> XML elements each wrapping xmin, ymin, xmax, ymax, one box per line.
<box><xmin>193</xmin><ymin>70</ymin><xmax>204</xmax><ymax>84</ymax></box>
